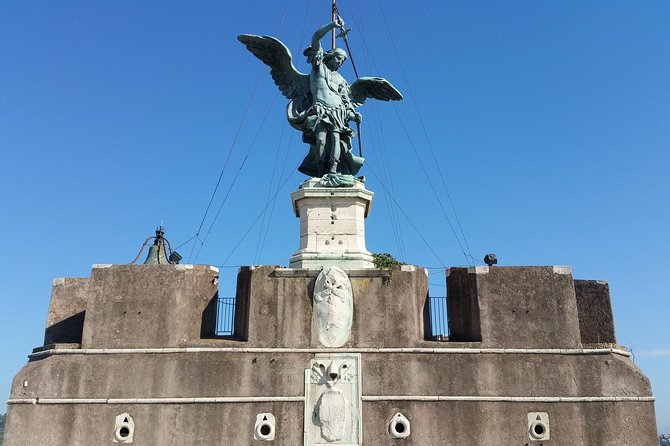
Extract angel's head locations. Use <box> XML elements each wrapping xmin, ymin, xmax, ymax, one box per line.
<box><xmin>324</xmin><ymin>48</ymin><xmax>347</xmax><ymax>71</ymax></box>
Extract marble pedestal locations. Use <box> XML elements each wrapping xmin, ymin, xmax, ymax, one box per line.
<box><xmin>289</xmin><ymin>178</ymin><xmax>374</xmax><ymax>269</ymax></box>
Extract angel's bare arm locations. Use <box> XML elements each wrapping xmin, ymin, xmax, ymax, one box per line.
<box><xmin>311</xmin><ymin>19</ymin><xmax>345</xmax><ymax>52</ymax></box>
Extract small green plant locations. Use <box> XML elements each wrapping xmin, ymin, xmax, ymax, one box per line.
<box><xmin>372</xmin><ymin>252</ymin><xmax>405</xmax><ymax>269</ymax></box>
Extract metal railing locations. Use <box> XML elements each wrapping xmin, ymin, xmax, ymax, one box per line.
<box><xmin>429</xmin><ymin>296</ymin><xmax>449</xmax><ymax>339</ymax></box>
<box><xmin>215</xmin><ymin>296</ymin><xmax>450</xmax><ymax>339</ymax></box>
<box><xmin>216</xmin><ymin>297</ymin><xmax>236</xmax><ymax>336</ymax></box>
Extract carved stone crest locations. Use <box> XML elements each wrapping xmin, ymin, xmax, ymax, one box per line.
<box><xmin>313</xmin><ymin>266</ymin><xmax>353</xmax><ymax>347</ymax></box>
<box><xmin>305</xmin><ymin>354</ymin><xmax>361</xmax><ymax>445</ymax></box>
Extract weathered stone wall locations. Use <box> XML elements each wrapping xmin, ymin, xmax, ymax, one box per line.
<box><xmin>363</xmin><ymin>400</ymin><xmax>657</xmax><ymax>445</ymax></box>
<box><xmin>4</xmin><ymin>264</ymin><xmax>659</xmax><ymax>445</ymax></box>
<box><xmin>234</xmin><ymin>265</ymin><xmax>428</xmax><ymax>348</ymax></box>
<box><xmin>447</xmin><ymin>266</ymin><xmax>582</xmax><ymax>348</ymax></box>
<box><xmin>5</xmin><ymin>399</ymin><xmax>658</xmax><ymax>445</ymax></box>
<box><xmin>10</xmin><ymin>351</ymin><xmax>650</xmax><ymax>405</ymax></box>
<box><xmin>575</xmin><ymin>279</ymin><xmax>617</xmax><ymax>344</ymax></box>
<box><xmin>6</xmin><ymin>349</ymin><xmax>657</xmax><ymax>445</ymax></box>
<box><xmin>81</xmin><ymin>264</ymin><xmax>219</xmax><ymax>348</ymax></box>
<box><xmin>5</xmin><ymin>402</ymin><xmax>305</xmax><ymax>445</ymax></box>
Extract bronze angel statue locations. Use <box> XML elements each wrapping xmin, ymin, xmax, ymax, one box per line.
<box><xmin>238</xmin><ymin>18</ymin><xmax>402</xmax><ymax>186</ymax></box>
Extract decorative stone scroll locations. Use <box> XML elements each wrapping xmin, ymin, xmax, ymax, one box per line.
<box><xmin>313</xmin><ymin>266</ymin><xmax>353</xmax><ymax>347</ymax></box>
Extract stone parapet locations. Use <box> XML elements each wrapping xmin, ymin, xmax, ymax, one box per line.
<box><xmin>234</xmin><ymin>265</ymin><xmax>429</xmax><ymax>348</ymax></box>
<box><xmin>46</xmin><ymin>264</ymin><xmax>220</xmax><ymax>349</ymax></box>
<box><xmin>83</xmin><ymin>264</ymin><xmax>219</xmax><ymax>348</ymax></box>
<box><xmin>446</xmin><ymin>266</ymin><xmax>583</xmax><ymax>348</ymax></box>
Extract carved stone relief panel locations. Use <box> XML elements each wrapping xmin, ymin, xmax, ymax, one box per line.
<box><xmin>313</xmin><ymin>266</ymin><xmax>353</xmax><ymax>347</ymax></box>
<box><xmin>304</xmin><ymin>353</ymin><xmax>362</xmax><ymax>446</ymax></box>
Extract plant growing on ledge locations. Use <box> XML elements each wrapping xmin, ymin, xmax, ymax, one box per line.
<box><xmin>372</xmin><ymin>253</ymin><xmax>405</xmax><ymax>269</ymax></box>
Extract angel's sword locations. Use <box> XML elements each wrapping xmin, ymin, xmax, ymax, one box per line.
<box><xmin>336</xmin><ymin>25</ymin><xmax>363</xmax><ymax>157</ymax></box>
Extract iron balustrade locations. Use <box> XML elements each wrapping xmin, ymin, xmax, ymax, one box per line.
<box><xmin>216</xmin><ymin>295</ymin><xmax>450</xmax><ymax>339</ymax></box>
<box><xmin>216</xmin><ymin>297</ymin><xmax>236</xmax><ymax>336</ymax></box>
<box><xmin>429</xmin><ymin>296</ymin><xmax>449</xmax><ymax>340</ymax></box>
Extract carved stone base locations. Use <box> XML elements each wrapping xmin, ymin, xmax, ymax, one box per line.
<box><xmin>289</xmin><ymin>178</ymin><xmax>374</xmax><ymax>269</ymax></box>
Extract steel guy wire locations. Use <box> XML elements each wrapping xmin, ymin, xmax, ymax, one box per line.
<box><xmin>377</xmin><ymin>0</ymin><xmax>475</xmax><ymax>263</ymax></box>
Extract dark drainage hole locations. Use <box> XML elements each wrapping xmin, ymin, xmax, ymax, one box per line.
<box><xmin>395</xmin><ymin>422</ymin><xmax>405</xmax><ymax>434</ymax></box>
<box><xmin>534</xmin><ymin>424</ymin><xmax>544</xmax><ymax>436</ymax></box>
<box><xmin>260</xmin><ymin>424</ymin><xmax>272</xmax><ymax>436</ymax></box>
<box><xmin>119</xmin><ymin>427</ymin><xmax>130</xmax><ymax>438</ymax></box>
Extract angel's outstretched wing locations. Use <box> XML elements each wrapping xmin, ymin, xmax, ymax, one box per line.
<box><xmin>349</xmin><ymin>77</ymin><xmax>403</xmax><ymax>107</ymax></box>
<box><xmin>237</xmin><ymin>34</ymin><xmax>310</xmax><ymax>103</ymax></box>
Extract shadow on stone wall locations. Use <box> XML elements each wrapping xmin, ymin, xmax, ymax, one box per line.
<box><xmin>43</xmin><ymin>311</ymin><xmax>85</xmax><ymax>345</ymax></box>
<box><xmin>200</xmin><ymin>293</ymin><xmax>218</xmax><ymax>339</ymax></box>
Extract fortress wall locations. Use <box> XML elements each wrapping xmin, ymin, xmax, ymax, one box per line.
<box><xmin>80</xmin><ymin>265</ymin><xmax>219</xmax><ymax>348</ymax></box>
<box><xmin>4</xmin><ymin>402</ymin><xmax>305</xmax><ymax>445</ymax></box>
<box><xmin>4</xmin><ymin>264</ymin><xmax>659</xmax><ymax>445</ymax></box>
<box><xmin>5</xmin><ymin>399</ymin><xmax>658</xmax><ymax>446</ymax></box>
<box><xmin>235</xmin><ymin>266</ymin><xmax>428</xmax><ymax>348</ymax></box>
<box><xmin>7</xmin><ymin>349</ymin><xmax>657</xmax><ymax>445</ymax></box>
<box><xmin>10</xmin><ymin>352</ymin><xmax>652</xmax><ymax>402</ymax></box>
<box><xmin>39</xmin><ymin>264</ymin><xmax>615</xmax><ymax>352</ymax></box>
<box><xmin>362</xmin><ymin>400</ymin><xmax>658</xmax><ymax>446</ymax></box>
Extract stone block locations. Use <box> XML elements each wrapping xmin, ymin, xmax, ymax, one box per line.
<box><xmin>574</xmin><ymin>280</ymin><xmax>617</xmax><ymax>344</ymax></box>
<box><xmin>445</xmin><ymin>267</ymin><xmax>480</xmax><ymax>342</ymax></box>
<box><xmin>446</xmin><ymin>266</ymin><xmax>582</xmax><ymax>348</ymax></box>
<box><xmin>291</xmin><ymin>179</ymin><xmax>374</xmax><ymax>269</ymax></box>
<box><xmin>81</xmin><ymin>264</ymin><xmax>218</xmax><ymax>348</ymax></box>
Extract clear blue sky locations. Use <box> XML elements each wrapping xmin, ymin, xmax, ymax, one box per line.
<box><xmin>1</xmin><ymin>0</ymin><xmax>668</xmax><ymax>433</ymax></box>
